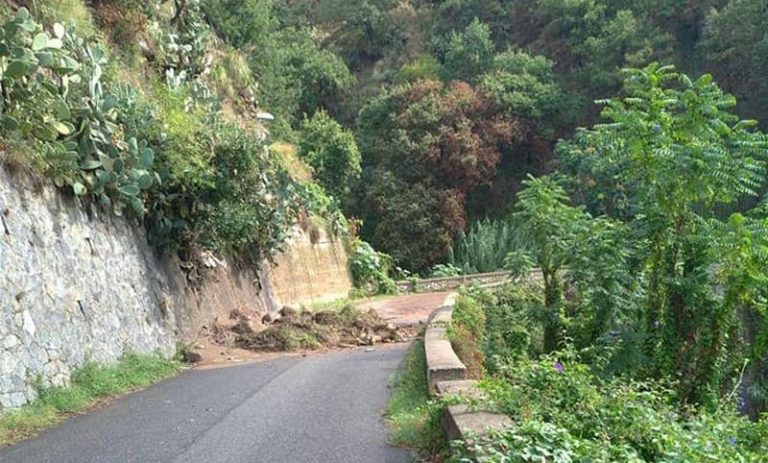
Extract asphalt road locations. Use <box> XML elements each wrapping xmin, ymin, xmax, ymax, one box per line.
<box><xmin>0</xmin><ymin>345</ymin><xmax>412</xmax><ymax>463</ymax></box>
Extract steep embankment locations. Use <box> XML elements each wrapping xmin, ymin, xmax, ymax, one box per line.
<box><xmin>0</xmin><ymin>0</ymin><xmax>360</xmax><ymax>413</ymax></box>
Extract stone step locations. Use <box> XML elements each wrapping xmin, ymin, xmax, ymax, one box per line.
<box><xmin>442</xmin><ymin>404</ymin><xmax>513</xmax><ymax>442</ymax></box>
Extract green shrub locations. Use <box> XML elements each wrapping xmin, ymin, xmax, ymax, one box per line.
<box><xmin>349</xmin><ymin>239</ymin><xmax>396</xmax><ymax>295</ymax></box>
<box><xmin>483</xmin><ymin>283</ymin><xmax>544</xmax><ymax>373</ymax></box>
<box><xmin>202</xmin><ymin>0</ymin><xmax>274</xmax><ymax>49</ymax></box>
<box><xmin>429</xmin><ymin>263</ymin><xmax>461</xmax><ymax>278</ymax></box>
<box><xmin>395</xmin><ymin>55</ymin><xmax>442</xmax><ymax>84</ymax></box>
<box><xmin>297</xmin><ymin>110</ymin><xmax>361</xmax><ymax>200</ymax></box>
<box><xmin>196</xmin><ymin>125</ymin><xmax>283</xmax><ymax>256</ymax></box>
<box><xmin>453</xmin><ymin>218</ymin><xmax>531</xmax><ymax>274</ymax></box>
<box><xmin>449</xmin><ymin>290</ymin><xmax>488</xmax><ymax>378</ymax></box>
<box><xmin>452</xmin><ymin>353</ymin><xmax>768</xmax><ymax>462</ymax></box>
<box><xmin>294</xmin><ymin>182</ymin><xmax>348</xmax><ymax>237</ymax></box>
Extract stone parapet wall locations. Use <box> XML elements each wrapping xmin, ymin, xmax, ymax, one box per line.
<box><xmin>396</xmin><ymin>271</ymin><xmax>510</xmax><ymax>293</ymax></box>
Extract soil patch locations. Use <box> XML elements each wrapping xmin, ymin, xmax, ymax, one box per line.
<box><xmin>186</xmin><ymin>305</ymin><xmax>411</xmax><ymax>365</ymax></box>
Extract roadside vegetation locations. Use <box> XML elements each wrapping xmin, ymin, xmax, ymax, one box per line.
<box><xmin>0</xmin><ymin>354</ymin><xmax>181</xmax><ymax>446</ymax></box>
<box><xmin>385</xmin><ymin>341</ymin><xmax>444</xmax><ymax>460</ymax></box>
<box><xmin>440</xmin><ymin>64</ymin><xmax>768</xmax><ymax>459</ymax></box>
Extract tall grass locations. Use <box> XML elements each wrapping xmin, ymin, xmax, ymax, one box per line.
<box><xmin>384</xmin><ymin>341</ymin><xmax>444</xmax><ymax>457</ymax></box>
<box><xmin>452</xmin><ymin>217</ymin><xmax>531</xmax><ymax>273</ymax></box>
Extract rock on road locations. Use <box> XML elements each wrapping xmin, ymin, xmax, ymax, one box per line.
<box><xmin>0</xmin><ymin>345</ymin><xmax>412</xmax><ymax>463</ymax></box>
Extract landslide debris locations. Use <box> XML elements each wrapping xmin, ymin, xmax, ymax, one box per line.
<box><xmin>220</xmin><ymin>305</ymin><xmax>404</xmax><ymax>352</ymax></box>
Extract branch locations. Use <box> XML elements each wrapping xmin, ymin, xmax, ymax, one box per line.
<box><xmin>171</xmin><ymin>0</ymin><xmax>187</xmax><ymax>26</ymax></box>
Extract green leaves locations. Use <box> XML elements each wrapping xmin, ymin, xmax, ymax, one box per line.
<box><xmin>31</xmin><ymin>32</ymin><xmax>48</xmax><ymax>51</ymax></box>
<box><xmin>454</xmin><ymin>352</ymin><xmax>768</xmax><ymax>462</ymax></box>
<box><xmin>349</xmin><ymin>239</ymin><xmax>396</xmax><ymax>295</ymax></box>
<box><xmin>5</xmin><ymin>60</ymin><xmax>28</xmax><ymax>78</ymax></box>
<box><xmin>118</xmin><ymin>185</ymin><xmax>140</xmax><ymax>197</ymax></box>
<box><xmin>72</xmin><ymin>182</ymin><xmax>87</xmax><ymax>196</ymax></box>
<box><xmin>553</xmin><ymin>64</ymin><xmax>768</xmax><ymax>406</ymax></box>
<box><xmin>297</xmin><ymin>110</ymin><xmax>361</xmax><ymax>199</ymax></box>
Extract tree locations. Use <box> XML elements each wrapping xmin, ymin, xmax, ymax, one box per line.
<box><xmin>356</xmin><ymin>169</ymin><xmax>467</xmax><ymax>272</ymax></box>
<box><xmin>559</xmin><ymin>63</ymin><xmax>768</xmax><ymax>404</ymax></box>
<box><xmin>441</xmin><ymin>18</ymin><xmax>495</xmax><ymax>83</ymax></box>
<box><xmin>356</xmin><ymin>79</ymin><xmax>522</xmax><ymax>271</ymax></box>
<box><xmin>514</xmin><ymin>175</ymin><xmax>588</xmax><ymax>352</ymax></box>
<box><xmin>298</xmin><ymin>110</ymin><xmax>361</xmax><ymax>199</ymax></box>
<box><xmin>479</xmin><ymin>50</ymin><xmax>564</xmax><ymax>122</ymax></box>
<box><xmin>202</xmin><ymin>0</ymin><xmax>274</xmax><ymax>48</ymax></box>
<box><xmin>276</xmin><ymin>27</ymin><xmax>356</xmax><ymax>118</ymax></box>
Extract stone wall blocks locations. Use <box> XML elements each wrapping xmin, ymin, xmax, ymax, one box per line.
<box><xmin>0</xmin><ymin>168</ymin><xmax>351</xmax><ymax>411</ymax></box>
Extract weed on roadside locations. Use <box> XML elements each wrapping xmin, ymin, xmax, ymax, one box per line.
<box><xmin>385</xmin><ymin>341</ymin><xmax>446</xmax><ymax>461</ymax></box>
<box><xmin>0</xmin><ymin>354</ymin><xmax>181</xmax><ymax>446</ymax></box>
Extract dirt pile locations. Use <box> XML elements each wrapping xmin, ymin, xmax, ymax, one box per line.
<box><xmin>227</xmin><ymin>305</ymin><xmax>405</xmax><ymax>352</ymax></box>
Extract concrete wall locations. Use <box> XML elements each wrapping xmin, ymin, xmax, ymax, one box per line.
<box><xmin>0</xmin><ymin>169</ymin><xmax>351</xmax><ymax>411</ymax></box>
<box><xmin>268</xmin><ymin>226</ymin><xmax>351</xmax><ymax>308</ymax></box>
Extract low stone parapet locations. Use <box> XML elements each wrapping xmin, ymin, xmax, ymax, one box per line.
<box><xmin>396</xmin><ymin>272</ymin><xmax>511</xmax><ymax>293</ymax></box>
<box><xmin>425</xmin><ymin>321</ymin><xmax>467</xmax><ymax>392</ymax></box>
<box><xmin>424</xmin><ymin>299</ymin><xmax>512</xmax><ymax>452</ymax></box>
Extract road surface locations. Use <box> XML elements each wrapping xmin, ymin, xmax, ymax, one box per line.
<box><xmin>0</xmin><ymin>346</ymin><xmax>411</xmax><ymax>463</ymax></box>
<box><xmin>1</xmin><ymin>291</ymin><xmax>454</xmax><ymax>463</ymax></box>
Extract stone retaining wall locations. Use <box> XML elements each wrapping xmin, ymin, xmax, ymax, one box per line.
<box><xmin>0</xmin><ymin>169</ymin><xmax>351</xmax><ymax>411</ymax></box>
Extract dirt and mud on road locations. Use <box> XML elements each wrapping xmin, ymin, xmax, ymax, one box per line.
<box><xmin>235</xmin><ymin>305</ymin><xmax>405</xmax><ymax>351</ymax></box>
<box><xmin>184</xmin><ymin>292</ymin><xmax>452</xmax><ymax>366</ymax></box>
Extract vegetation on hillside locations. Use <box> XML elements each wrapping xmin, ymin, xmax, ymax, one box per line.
<box><xmin>0</xmin><ymin>0</ymin><xmax>357</xmax><ymax>271</ymax></box>
<box><xmin>3</xmin><ymin>0</ymin><xmax>768</xmax><ymax>457</ymax></box>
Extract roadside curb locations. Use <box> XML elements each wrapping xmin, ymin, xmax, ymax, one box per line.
<box><xmin>425</xmin><ymin>304</ymin><xmax>466</xmax><ymax>392</ymax></box>
<box><xmin>424</xmin><ymin>294</ymin><xmax>511</xmax><ymax>447</ymax></box>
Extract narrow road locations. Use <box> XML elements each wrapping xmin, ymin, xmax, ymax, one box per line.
<box><xmin>0</xmin><ymin>346</ymin><xmax>410</xmax><ymax>463</ymax></box>
<box><xmin>0</xmin><ymin>292</ymin><xmax>452</xmax><ymax>463</ymax></box>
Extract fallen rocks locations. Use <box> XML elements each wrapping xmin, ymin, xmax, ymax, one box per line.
<box><xmin>217</xmin><ymin>306</ymin><xmax>406</xmax><ymax>353</ymax></box>
<box><xmin>181</xmin><ymin>347</ymin><xmax>203</xmax><ymax>364</ymax></box>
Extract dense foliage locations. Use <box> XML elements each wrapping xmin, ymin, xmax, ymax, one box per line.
<box><xmin>454</xmin><ymin>354</ymin><xmax>768</xmax><ymax>462</ymax></box>
<box><xmin>355</xmin><ymin>79</ymin><xmax>524</xmax><ymax>271</ymax></box>
<box><xmin>451</xmin><ymin>218</ymin><xmax>530</xmax><ymax>274</ymax></box>
<box><xmin>297</xmin><ymin>110</ymin><xmax>361</xmax><ymax>200</ymax></box>
<box><xmin>556</xmin><ymin>64</ymin><xmax>768</xmax><ymax>407</ymax></box>
<box><xmin>0</xmin><ymin>2</ymin><xmax>349</xmax><ymax>268</ymax></box>
<box><xmin>268</xmin><ymin>0</ymin><xmax>768</xmax><ymax>272</ymax></box>
<box><xmin>348</xmin><ymin>238</ymin><xmax>396</xmax><ymax>296</ymax></box>
<box><xmin>443</xmin><ymin>65</ymin><xmax>768</xmax><ymax>461</ymax></box>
